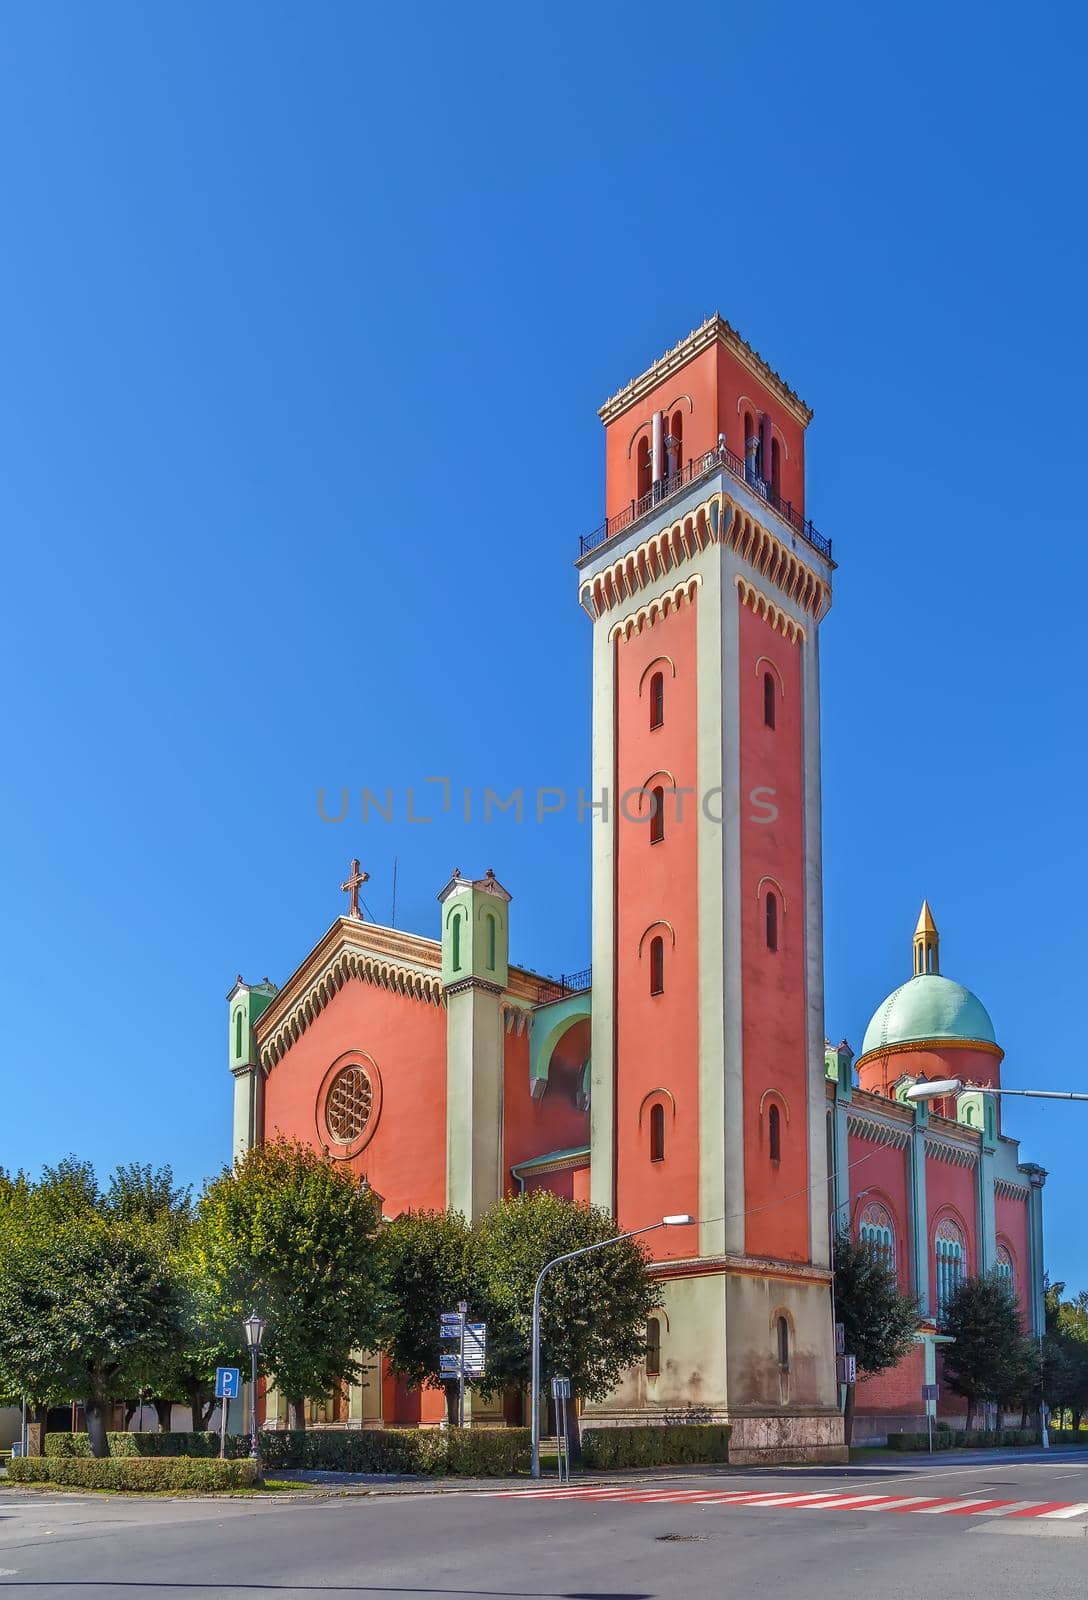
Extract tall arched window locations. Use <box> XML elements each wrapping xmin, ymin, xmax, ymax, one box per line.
<box><xmin>995</xmin><ymin>1245</ymin><xmax>1015</xmax><ymax>1294</ymax></box>
<box><xmin>776</xmin><ymin>1315</ymin><xmax>790</xmax><ymax>1371</ymax></box>
<box><xmin>768</xmin><ymin>1103</ymin><xmax>781</xmax><ymax>1163</ymax></box>
<box><xmin>234</xmin><ymin>1009</ymin><xmax>244</xmax><ymax>1059</ymax></box>
<box><xmin>765</xmin><ymin>892</ymin><xmax>779</xmax><ymax>952</ymax></box>
<box><xmin>486</xmin><ymin>912</ymin><xmax>497</xmax><ymax>972</ymax></box>
<box><xmin>743</xmin><ymin>410</ymin><xmax>756</xmax><ymax>477</ymax></box>
<box><xmin>763</xmin><ymin>670</ymin><xmax>777</xmax><ymax>729</ymax></box>
<box><xmin>935</xmin><ymin>1218</ymin><xmax>966</xmax><ymax>1320</ymax></box>
<box><xmin>451</xmin><ymin>912</ymin><xmax>461</xmax><ymax>971</ymax></box>
<box><xmin>649</xmin><ymin>671</ymin><xmax>664</xmax><ymax>730</ymax></box>
<box><xmin>649</xmin><ymin>1103</ymin><xmax>665</xmax><ymax>1162</ymax></box>
<box><xmin>770</xmin><ymin>436</ymin><xmax>782</xmax><ymax>497</ymax></box>
<box><xmin>646</xmin><ymin>1316</ymin><xmax>661</xmax><ymax>1377</ymax></box>
<box><xmin>670</xmin><ymin>410</ymin><xmax>684</xmax><ymax>481</ymax></box>
<box><xmin>649</xmin><ymin>785</ymin><xmax>665</xmax><ymax>845</ymax></box>
<box><xmin>649</xmin><ymin>935</ymin><xmax>664</xmax><ymax>996</ymax></box>
<box><xmin>859</xmin><ymin>1202</ymin><xmax>897</xmax><ymax>1274</ymax></box>
<box><xmin>636</xmin><ymin>435</ymin><xmax>652</xmax><ymax>499</ymax></box>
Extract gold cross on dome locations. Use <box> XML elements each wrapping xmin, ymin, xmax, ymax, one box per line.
<box><xmin>340</xmin><ymin>859</ymin><xmax>369</xmax><ymax>920</ymax></box>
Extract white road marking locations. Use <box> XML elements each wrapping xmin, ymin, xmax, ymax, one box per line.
<box><xmin>973</xmin><ymin>1502</ymin><xmax>1036</xmax><ymax>1515</ymax></box>
<box><xmin>911</xmin><ymin>1498</ymin><xmax>997</xmax><ymax>1514</ymax></box>
<box><xmin>1039</xmin><ymin>1502</ymin><xmax>1088</xmax><ymax>1519</ymax></box>
<box><xmin>798</xmin><ymin>1494</ymin><xmax>890</xmax><ymax>1509</ymax></box>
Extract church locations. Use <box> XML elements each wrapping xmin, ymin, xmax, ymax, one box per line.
<box><xmin>228</xmin><ymin>316</ymin><xmax>1046</xmax><ymax>1461</ymax></box>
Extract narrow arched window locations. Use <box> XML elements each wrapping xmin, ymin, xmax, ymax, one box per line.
<box><xmin>486</xmin><ymin>913</ymin><xmax>497</xmax><ymax>971</ymax></box>
<box><xmin>770</xmin><ymin>436</ymin><xmax>782</xmax><ymax>497</ymax></box>
<box><xmin>649</xmin><ymin>671</ymin><xmax>664</xmax><ymax>731</ymax></box>
<box><xmin>649</xmin><ymin>935</ymin><xmax>664</xmax><ymax>996</ymax></box>
<box><xmin>234</xmin><ymin>1010</ymin><xmax>244</xmax><ymax>1060</ymax></box>
<box><xmin>765</xmin><ymin>892</ymin><xmax>779</xmax><ymax>952</ymax></box>
<box><xmin>744</xmin><ymin>410</ymin><xmax>756</xmax><ymax>475</ymax></box>
<box><xmin>768</xmin><ymin>1103</ymin><xmax>781</xmax><ymax>1163</ymax></box>
<box><xmin>636</xmin><ymin>435</ymin><xmax>652</xmax><ymax>500</ymax></box>
<box><xmin>763</xmin><ymin>671</ymin><xmax>776</xmax><ymax>729</ymax></box>
<box><xmin>670</xmin><ymin>410</ymin><xmax>684</xmax><ymax>480</ymax></box>
<box><xmin>646</xmin><ymin>1316</ymin><xmax>661</xmax><ymax>1377</ymax></box>
<box><xmin>776</xmin><ymin>1315</ymin><xmax>790</xmax><ymax>1371</ymax></box>
<box><xmin>649</xmin><ymin>1103</ymin><xmax>665</xmax><ymax>1162</ymax></box>
<box><xmin>451</xmin><ymin>913</ymin><xmax>461</xmax><ymax>971</ymax></box>
<box><xmin>649</xmin><ymin>785</ymin><xmax>665</xmax><ymax>845</ymax></box>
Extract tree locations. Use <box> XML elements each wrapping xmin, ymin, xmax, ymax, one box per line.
<box><xmin>832</xmin><ymin>1230</ymin><xmax>918</xmax><ymax>1444</ymax></box>
<box><xmin>188</xmin><ymin>1140</ymin><xmax>385</xmax><ymax>1430</ymax></box>
<box><xmin>941</xmin><ymin>1274</ymin><xmax>1037</xmax><ymax>1432</ymax></box>
<box><xmin>380</xmin><ymin>1209</ymin><xmax>475</xmax><ymax>1424</ymax></box>
<box><xmin>472</xmin><ymin>1193</ymin><xmax>660</xmax><ymax>1458</ymax></box>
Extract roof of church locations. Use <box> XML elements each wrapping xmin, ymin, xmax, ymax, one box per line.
<box><xmin>860</xmin><ymin>973</ymin><xmax>997</xmax><ymax>1058</ymax></box>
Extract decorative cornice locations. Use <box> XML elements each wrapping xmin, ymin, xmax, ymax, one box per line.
<box><xmin>925</xmin><ymin>1137</ymin><xmax>979</xmax><ymax>1170</ymax></box>
<box><xmin>995</xmin><ymin>1179</ymin><xmax>1030</xmax><ymax>1202</ymax></box>
<box><xmin>598</xmin><ymin>314</ymin><xmax>813</xmax><ymax>429</ymax></box>
<box><xmin>501</xmin><ymin>1000</ymin><xmax>532</xmax><ymax>1036</ymax></box>
<box><xmin>845</xmin><ymin>1112</ymin><xmax>911</xmax><ymax>1151</ymax></box>
<box><xmin>579</xmin><ymin>489</ymin><xmax>830</xmax><ymax>625</ymax></box>
<box><xmin>854</xmin><ymin>1036</ymin><xmax>1005</xmax><ymax>1073</ymax></box>
<box><xmin>444</xmin><ymin>975</ymin><xmax>504</xmax><ymax>999</ymax></box>
<box><xmin>607</xmin><ymin>577</ymin><xmax>701</xmax><ymax>642</ymax></box>
<box><xmin>734</xmin><ymin>575</ymin><xmax>807</xmax><ymax>642</ymax></box>
<box><xmin>649</xmin><ymin>1252</ymin><xmax>832</xmax><ymax>1286</ymax></box>
<box><xmin>511</xmin><ymin>1149</ymin><xmax>590</xmax><ymax>1179</ymax></box>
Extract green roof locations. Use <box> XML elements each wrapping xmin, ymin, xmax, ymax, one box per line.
<box><xmin>860</xmin><ymin>974</ymin><xmax>996</xmax><ymax>1057</ymax></box>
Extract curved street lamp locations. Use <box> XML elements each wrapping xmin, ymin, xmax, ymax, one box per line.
<box><xmin>904</xmin><ymin>1078</ymin><xmax>1088</xmax><ymax>1103</ymax></box>
<box><xmin>243</xmin><ymin>1312</ymin><xmax>267</xmax><ymax>1475</ymax></box>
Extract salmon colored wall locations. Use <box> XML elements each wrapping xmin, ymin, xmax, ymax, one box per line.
<box><xmin>572</xmin><ymin>1165</ymin><xmax>591</xmax><ymax>1205</ymax></box>
<box><xmin>261</xmin><ymin>980</ymin><xmax>447</xmax><ymax>1218</ymax></box>
<box><xmin>739</xmin><ymin>601</ymin><xmax>809</xmax><ymax>1261</ymax></box>
<box><xmin>602</xmin><ymin>340</ymin><xmax>806</xmax><ymax>520</ymax></box>
<box><xmin>846</xmin><ymin>1132</ymin><xmax>911</xmax><ymax>1292</ymax></box>
<box><xmin>996</xmin><ymin>1191</ymin><xmax>1032</xmax><ymax>1323</ymax></box>
<box><xmin>927</xmin><ymin>1160</ymin><xmax>978</xmax><ymax>1311</ymax></box>
<box><xmin>855</xmin><ymin>1340</ymin><xmax>925</xmax><ymax>1417</ymax></box>
<box><xmin>613</xmin><ymin>600</ymin><xmax>700</xmax><ymax>1259</ymax></box>
<box><xmin>857</xmin><ymin>1043</ymin><xmax>1002</xmax><ymax>1104</ymax></box>
<box><xmin>502</xmin><ymin>1026</ymin><xmax>589</xmax><ymax>1190</ymax></box>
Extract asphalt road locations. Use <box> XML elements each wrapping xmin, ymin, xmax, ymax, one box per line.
<box><xmin>1</xmin><ymin>1449</ymin><xmax>1086</xmax><ymax>1599</ymax></box>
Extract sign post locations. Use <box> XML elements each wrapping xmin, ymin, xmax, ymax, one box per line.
<box><xmin>551</xmin><ymin>1377</ymin><xmax>571</xmax><ymax>1482</ymax></box>
<box><xmin>922</xmin><ymin>1382</ymin><xmax>939</xmax><ymax>1453</ymax></box>
<box><xmin>215</xmin><ymin>1367</ymin><xmax>241</xmax><ymax>1460</ymax></box>
<box><xmin>438</xmin><ymin>1307</ymin><xmax>486</xmax><ymax>1429</ymax></box>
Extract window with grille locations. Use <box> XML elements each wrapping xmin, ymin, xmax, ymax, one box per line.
<box><xmin>646</xmin><ymin>1317</ymin><xmax>661</xmax><ymax>1377</ymax></box>
<box><xmin>859</xmin><ymin>1202</ymin><xmax>897</xmax><ymax>1274</ymax></box>
<box><xmin>935</xmin><ymin>1218</ymin><xmax>966</xmax><ymax>1319</ymax></box>
<box><xmin>995</xmin><ymin>1245</ymin><xmax>1014</xmax><ymax>1293</ymax></box>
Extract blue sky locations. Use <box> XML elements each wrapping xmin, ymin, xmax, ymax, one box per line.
<box><xmin>2</xmin><ymin>3</ymin><xmax>1085</xmax><ymax>1289</ymax></box>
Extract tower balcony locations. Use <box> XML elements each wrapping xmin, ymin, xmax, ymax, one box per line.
<box><xmin>578</xmin><ymin>443</ymin><xmax>831</xmax><ymax>566</ymax></box>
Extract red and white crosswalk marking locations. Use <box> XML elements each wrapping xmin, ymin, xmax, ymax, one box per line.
<box><xmin>491</xmin><ymin>1486</ymin><xmax>1088</xmax><ymax>1522</ymax></box>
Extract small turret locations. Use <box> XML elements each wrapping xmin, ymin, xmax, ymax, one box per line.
<box><xmin>913</xmin><ymin>900</ymin><xmax>939</xmax><ymax>976</ymax></box>
<box><xmin>437</xmin><ymin>867</ymin><xmax>511</xmax><ymax>991</ymax></box>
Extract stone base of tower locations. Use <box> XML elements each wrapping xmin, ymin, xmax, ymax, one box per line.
<box><xmin>581</xmin><ymin>1264</ymin><xmax>848</xmax><ymax>1465</ymax></box>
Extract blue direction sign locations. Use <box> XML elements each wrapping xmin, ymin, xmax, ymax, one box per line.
<box><xmin>215</xmin><ymin>1366</ymin><xmax>241</xmax><ymax>1401</ymax></box>
<box><xmin>439</xmin><ymin>1311</ymin><xmax>464</xmax><ymax>1340</ymax></box>
<box><xmin>439</xmin><ymin>1353</ymin><xmax>462</xmax><ymax>1376</ymax></box>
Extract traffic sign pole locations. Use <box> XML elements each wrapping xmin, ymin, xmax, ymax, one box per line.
<box><xmin>457</xmin><ymin>1301</ymin><xmax>467</xmax><ymax>1429</ymax></box>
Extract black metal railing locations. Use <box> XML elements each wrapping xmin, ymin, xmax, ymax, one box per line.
<box><xmin>578</xmin><ymin>445</ymin><xmax>831</xmax><ymax>562</ymax></box>
<box><xmin>534</xmin><ymin>966</ymin><xmax>593</xmax><ymax>1005</ymax></box>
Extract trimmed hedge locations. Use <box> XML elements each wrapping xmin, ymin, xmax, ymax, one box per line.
<box><xmin>9</xmin><ymin>1456</ymin><xmax>257</xmax><ymax>1491</ymax></box>
<box><xmin>40</xmin><ymin>1428</ymin><xmax>530</xmax><ymax>1476</ymax></box>
<box><xmin>886</xmin><ymin>1428</ymin><xmax>1041</xmax><ymax>1451</ymax></box>
<box><xmin>581</xmin><ymin>1424</ymin><xmax>731</xmax><ymax>1470</ymax></box>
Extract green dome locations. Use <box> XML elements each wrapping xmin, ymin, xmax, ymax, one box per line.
<box><xmin>860</xmin><ymin>974</ymin><xmax>996</xmax><ymax>1057</ymax></box>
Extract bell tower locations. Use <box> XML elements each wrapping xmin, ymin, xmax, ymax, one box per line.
<box><xmin>578</xmin><ymin>316</ymin><xmax>844</xmax><ymax>1462</ymax></box>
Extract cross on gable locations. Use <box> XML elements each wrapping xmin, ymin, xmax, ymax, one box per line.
<box><xmin>340</xmin><ymin>859</ymin><xmax>369</xmax><ymax>920</ymax></box>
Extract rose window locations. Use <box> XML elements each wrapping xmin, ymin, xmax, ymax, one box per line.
<box><xmin>326</xmin><ymin>1065</ymin><xmax>373</xmax><ymax>1143</ymax></box>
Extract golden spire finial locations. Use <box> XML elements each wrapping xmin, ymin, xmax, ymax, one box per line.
<box><xmin>913</xmin><ymin>900</ymin><xmax>939</xmax><ymax>976</ymax></box>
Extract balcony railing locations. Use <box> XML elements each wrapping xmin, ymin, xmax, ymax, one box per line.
<box><xmin>579</xmin><ymin>444</ymin><xmax>830</xmax><ymax>562</ymax></box>
<box><xmin>534</xmin><ymin>966</ymin><xmax>592</xmax><ymax>1005</ymax></box>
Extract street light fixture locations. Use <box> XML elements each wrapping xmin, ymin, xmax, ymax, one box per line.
<box><xmin>529</xmin><ymin>1213</ymin><xmax>696</xmax><ymax>1479</ymax></box>
<box><xmin>903</xmin><ymin>1079</ymin><xmax>1088</xmax><ymax>1104</ymax></box>
<box><xmin>243</xmin><ymin>1312</ymin><xmax>267</xmax><ymax>1475</ymax></box>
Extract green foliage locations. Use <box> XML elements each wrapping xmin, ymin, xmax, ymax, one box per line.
<box><xmin>379</xmin><ymin>1209</ymin><xmax>474</xmax><ymax>1405</ymax></box>
<box><xmin>240</xmin><ymin>1426</ymin><xmax>529</xmax><ymax>1474</ymax></box>
<box><xmin>188</xmin><ymin>1140</ymin><xmax>385</xmax><ymax>1417</ymax></box>
<box><xmin>832</xmin><ymin>1231</ymin><xmax>918</xmax><ymax>1378</ymax></box>
<box><xmin>45</xmin><ymin>1431</ymin><xmax>221</xmax><ymax>1458</ymax></box>
<box><xmin>886</xmin><ymin>1428</ymin><xmax>1041</xmax><ymax>1450</ymax></box>
<box><xmin>582</xmin><ymin>1424</ymin><xmax>731</xmax><ymax>1469</ymax></box>
<box><xmin>472</xmin><ymin>1193</ymin><xmax>659</xmax><ymax>1402</ymax></box>
<box><xmin>1043</xmin><ymin>1281</ymin><xmax>1088</xmax><ymax>1420</ymax></box>
<box><xmin>941</xmin><ymin>1275</ymin><xmax>1038</xmax><ymax>1417</ymax></box>
<box><xmin>9</xmin><ymin>1455</ymin><xmax>257</xmax><ymax>1491</ymax></box>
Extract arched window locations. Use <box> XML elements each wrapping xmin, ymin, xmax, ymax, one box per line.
<box><xmin>935</xmin><ymin>1218</ymin><xmax>966</xmax><ymax>1320</ymax></box>
<box><xmin>649</xmin><ymin>671</ymin><xmax>664</xmax><ymax>731</ymax></box>
<box><xmin>636</xmin><ymin>435</ymin><xmax>652</xmax><ymax>500</ymax></box>
<box><xmin>859</xmin><ymin>1202</ymin><xmax>897</xmax><ymax>1274</ymax></box>
<box><xmin>649</xmin><ymin>935</ymin><xmax>664</xmax><ymax>996</ymax></box>
<box><xmin>234</xmin><ymin>1009</ymin><xmax>244</xmax><ymax>1060</ymax></box>
<box><xmin>768</xmin><ymin>1103</ymin><xmax>781</xmax><ymax>1163</ymax></box>
<box><xmin>763</xmin><ymin>670</ymin><xmax>777</xmax><ymax>729</ymax></box>
<box><xmin>649</xmin><ymin>785</ymin><xmax>665</xmax><ymax>845</ymax></box>
<box><xmin>649</xmin><ymin>1103</ymin><xmax>665</xmax><ymax>1162</ymax></box>
<box><xmin>995</xmin><ymin>1245</ymin><xmax>1014</xmax><ymax>1293</ymax></box>
<box><xmin>669</xmin><ymin>410</ymin><xmax>684</xmax><ymax>481</ymax></box>
<box><xmin>765</xmin><ymin>892</ymin><xmax>779</xmax><ymax>952</ymax></box>
<box><xmin>486</xmin><ymin>912</ymin><xmax>497</xmax><ymax>972</ymax></box>
<box><xmin>646</xmin><ymin>1316</ymin><xmax>662</xmax><ymax>1377</ymax></box>
<box><xmin>451</xmin><ymin>912</ymin><xmax>461</xmax><ymax>971</ymax></box>
<box><xmin>743</xmin><ymin>410</ymin><xmax>756</xmax><ymax>477</ymax></box>
<box><xmin>776</xmin><ymin>1315</ymin><xmax>790</xmax><ymax>1371</ymax></box>
<box><xmin>770</xmin><ymin>436</ymin><xmax>782</xmax><ymax>497</ymax></box>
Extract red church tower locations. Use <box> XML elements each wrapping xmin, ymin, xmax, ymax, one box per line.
<box><xmin>578</xmin><ymin>316</ymin><xmax>844</xmax><ymax>1460</ymax></box>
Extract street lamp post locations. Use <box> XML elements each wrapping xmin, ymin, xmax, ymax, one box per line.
<box><xmin>243</xmin><ymin>1312</ymin><xmax>267</xmax><ymax>1478</ymax></box>
<box><xmin>529</xmin><ymin>1213</ymin><xmax>695</xmax><ymax>1480</ymax></box>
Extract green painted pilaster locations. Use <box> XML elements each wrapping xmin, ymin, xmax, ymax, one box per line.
<box><xmin>909</xmin><ymin>1102</ymin><xmax>930</xmax><ymax>1317</ymax></box>
<box><xmin>227</xmin><ymin>978</ymin><xmax>277</xmax><ymax>1160</ymax></box>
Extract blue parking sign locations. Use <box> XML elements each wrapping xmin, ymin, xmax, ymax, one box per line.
<box><xmin>215</xmin><ymin>1366</ymin><xmax>241</xmax><ymax>1400</ymax></box>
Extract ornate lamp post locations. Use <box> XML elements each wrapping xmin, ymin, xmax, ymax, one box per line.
<box><xmin>243</xmin><ymin>1312</ymin><xmax>267</xmax><ymax>1476</ymax></box>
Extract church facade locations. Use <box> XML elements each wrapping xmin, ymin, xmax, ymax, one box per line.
<box><xmin>228</xmin><ymin>317</ymin><xmax>1045</xmax><ymax>1458</ymax></box>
